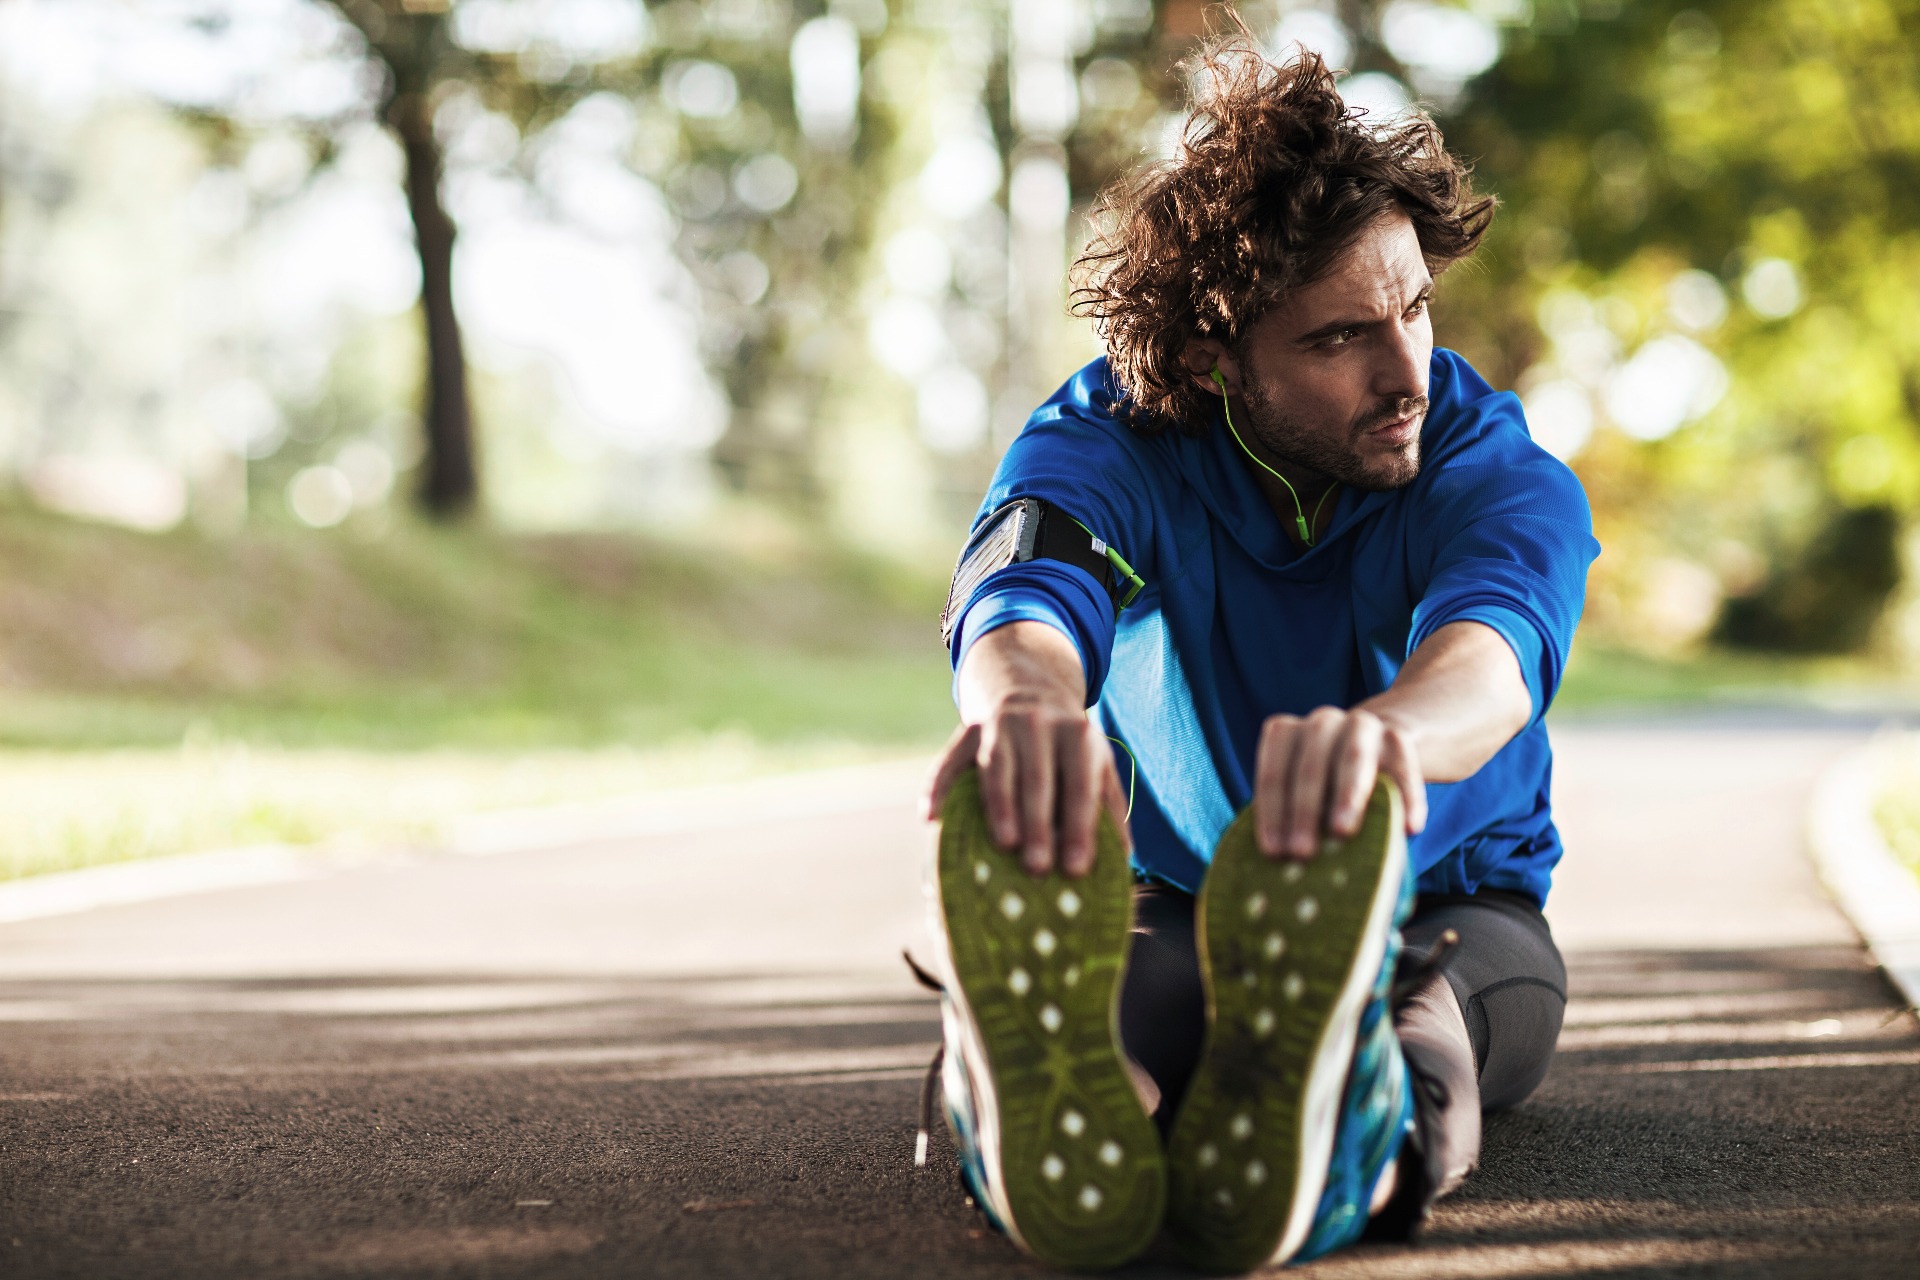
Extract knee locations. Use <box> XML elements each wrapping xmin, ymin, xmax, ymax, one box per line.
<box><xmin>1470</xmin><ymin>978</ymin><xmax>1566</xmax><ymax>1112</ymax></box>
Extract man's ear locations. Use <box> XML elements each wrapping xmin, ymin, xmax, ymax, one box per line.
<box><xmin>1182</xmin><ymin>338</ymin><xmax>1241</xmax><ymax>397</ymax></box>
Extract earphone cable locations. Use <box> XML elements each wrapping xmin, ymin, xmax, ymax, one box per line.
<box><xmin>1212</xmin><ymin>371</ymin><xmax>1336</xmax><ymax>546</ymax></box>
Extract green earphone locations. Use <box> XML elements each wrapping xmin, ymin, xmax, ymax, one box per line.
<box><xmin>1210</xmin><ymin>366</ymin><xmax>1334</xmax><ymax>546</ymax></box>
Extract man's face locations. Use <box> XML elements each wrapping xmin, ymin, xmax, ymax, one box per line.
<box><xmin>1197</xmin><ymin>211</ymin><xmax>1434</xmax><ymax>492</ymax></box>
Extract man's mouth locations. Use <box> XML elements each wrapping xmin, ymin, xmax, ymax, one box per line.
<box><xmin>1364</xmin><ymin>409</ymin><xmax>1424</xmax><ymax>447</ymax></box>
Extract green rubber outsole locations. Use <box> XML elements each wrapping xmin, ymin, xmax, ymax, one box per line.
<box><xmin>1164</xmin><ymin>780</ymin><xmax>1403</xmax><ymax>1274</ymax></box>
<box><xmin>935</xmin><ymin>770</ymin><xmax>1166</xmax><ymax>1271</ymax></box>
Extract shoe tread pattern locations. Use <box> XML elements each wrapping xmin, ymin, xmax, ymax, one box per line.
<box><xmin>1164</xmin><ymin>781</ymin><xmax>1400</xmax><ymax>1273</ymax></box>
<box><xmin>937</xmin><ymin>770</ymin><xmax>1165</xmax><ymax>1271</ymax></box>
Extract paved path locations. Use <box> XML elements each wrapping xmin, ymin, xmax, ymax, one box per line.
<box><xmin>2</xmin><ymin>721</ymin><xmax>1917</xmax><ymax>1278</ymax></box>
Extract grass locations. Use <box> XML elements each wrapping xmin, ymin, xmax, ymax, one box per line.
<box><xmin>0</xmin><ymin>736</ymin><xmax>906</xmax><ymax>882</ymax></box>
<box><xmin>1873</xmin><ymin>741</ymin><xmax>1920</xmax><ymax>885</ymax></box>
<box><xmin>1553</xmin><ymin>642</ymin><xmax>1886</xmax><ymax>713</ymax></box>
<box><xmin>0</xmin><ymin>503</ymin><xmax>957</xmax><ymax>880</ymax></box>
<box><xmin>0</xmin><ymin>502</ymin><xmax>957</xmax><ymax>751</ymax></box>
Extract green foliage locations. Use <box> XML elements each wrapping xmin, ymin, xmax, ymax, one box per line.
<box><xmin>1715</xmin><ymin>504</ymin><xmax>1903</xmax><ymax>652</ymax></box>
<box><xmin>1431</xmin><ymin>0</ymin><xmax>1920</xmax><ymax>653</ymax></box>
<box><xmin>162</xmin><ymin>2</ymin><xmax>918</xmax><ymax>520</ymax></box>
<box><xmin>1875</xmin><ymin>742</ymin><xmax>1920</xmax><ymax>883</ymax></box>
<box><xmin>598</xmin><ymin>4</ymin><xmax>904</xmax><ymax>508</ymax></box>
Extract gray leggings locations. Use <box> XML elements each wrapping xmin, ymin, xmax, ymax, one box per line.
<box><xmin>1118</xmin><ymin>883</ymin><xmax>1568</xmax><ymax>1125</ymax></box>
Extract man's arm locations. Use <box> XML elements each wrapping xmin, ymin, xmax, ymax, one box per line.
<box><xmin>924</xmin><ymin>617</ymin><xmax>1528</xmax><ymax>875</ymax></box>
<box><xmin>923</xmin><ymin>620</ymin><xmax>1129</xmax><ymax>879</ymax></box>
<box><xmin>1254</xmin><ymin>619</ymin><xmax>1531</xmax><ymax>858</ymax></box>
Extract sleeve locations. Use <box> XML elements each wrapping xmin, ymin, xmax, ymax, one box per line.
<box><xmin>1407</xmin><ymin>383</ymin><xmax>1600</xmax><ymax>724</ymax></box>
<box><xmin>947</xmin><ymin>361</ymin><xmax>1159</xmax><ymax>707</ymax></box>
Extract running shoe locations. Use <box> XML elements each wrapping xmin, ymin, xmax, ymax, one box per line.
<box><xmin>927</xmin><ymin>768</ymin><xmax>1166</xmax><ymax>1270</ymax></box>
<box><xmin>1164</xmin><ymin>778</ymin><xmax>1414</xmax><ymax>1271</ymax></box>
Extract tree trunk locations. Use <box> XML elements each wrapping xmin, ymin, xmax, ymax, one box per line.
<box><xmin>389</xmin><ymin>89</ymin><xmax>477</xmax><ymax>518</ymax></box>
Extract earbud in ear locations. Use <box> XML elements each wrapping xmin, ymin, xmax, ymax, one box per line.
<box><xmin>1209</xmin><ymin>366</ymin><xmax>1226</xmax><ymax>392</ymax></box>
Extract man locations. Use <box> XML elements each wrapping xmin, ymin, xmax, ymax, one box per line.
<box><xmin>917</xmin><ymin>39</ymin><xmax>1598</xmax><ymax>1273</ymax></box>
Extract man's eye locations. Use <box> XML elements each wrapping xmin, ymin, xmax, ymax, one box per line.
<box><xmin>1407</xmin><ymin>295</ymin><xmax>1431</xmax><ymax>317</ymax></box>
<box><xmin>1322</xmin><ymin>327</ymin><xmax>1360</xmax><ymax>347</ymax></box>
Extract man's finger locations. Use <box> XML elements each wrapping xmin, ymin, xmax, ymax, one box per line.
<box><xmin>1018</xmin><ymin>721</ymin><xmax>1059</xmax><ymax>875</ymax></box>
<box><xmin>1056</xmin><ymin>723</ymin><xmax>1101</xmax><ymax>879</ymax></box>
<box><xmin>1283</xmin><ymin>709</ymin><xmax>1345</xmax><ymax>858</ymax></box>
<box><xmin>1381</xmin><ymin>729</ymin><xmax>1428</xmax><ymax>835</ymax></box>
<box><xmin>979</xmin><ymin>721</ymin><xmax>1023</xmax><ymax>850</ymax></box>
<box><xmin>1255</xmin><ymin>716</ymin><xmax>1300</xmax><ymax>856</ymax></box>
<box><xmin>1326</xmin><ymin>712</ymin><xmax>1383</xmax><ymax>838</ymax></box>
<box><xmin>924</xmin><ymin>723</ymin><xmax>982</xmax><ymax>820</ymax></box>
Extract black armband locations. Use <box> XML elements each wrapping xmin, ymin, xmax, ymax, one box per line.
<box><xmin>939</xmin><ymin>497</ymin><xmax>1144</xmax><ymax>645</ymax></box>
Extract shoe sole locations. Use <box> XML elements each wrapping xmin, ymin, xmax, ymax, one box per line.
<box><xmin>1164</xmin><ymin>779</ymin><xmax>1405</xmax><ymax>1273</ymax></box>
<box><xmin>934</xmin><ymin>769</ymin><xmax>1166</xmax><ymax>1271</ymax></box>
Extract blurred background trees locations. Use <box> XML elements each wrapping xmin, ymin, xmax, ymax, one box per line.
<box><xmin>2</xmin><ymin>0</ymin><xmax>1919</xmax><ymax>674</ymax></box>
<box><xmin>1430</xmin><ymin>0</ymin><xmax>1920</xmax><ymax>659</ymax></box>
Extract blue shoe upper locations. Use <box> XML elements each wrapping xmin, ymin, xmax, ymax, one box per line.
<box><xmin>1291</xmin><ymin>869</ymin><xmax>1418</xmax><ymax>1263</ymax></box>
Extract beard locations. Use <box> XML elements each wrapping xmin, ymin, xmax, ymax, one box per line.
<box><xmin>1240</xmin><ymin>381</ymin><xmax>1427</xmax><ymax>493</ymax></box>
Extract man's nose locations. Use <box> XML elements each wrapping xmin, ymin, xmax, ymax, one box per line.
<box><xmin>1373</xmin><ymin>318</ymin><xmax>1428</xmax><ymax>402</ymax></box>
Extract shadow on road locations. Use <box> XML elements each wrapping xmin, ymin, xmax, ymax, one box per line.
<box><xmin>1308</xmin><ymin>944</ymin><xmax>1920</xmax><ymax>1280</ymax></box>
<box><xmin>1</xmin><ymin>944</ymin><xmax>1916</xmax><ymax>1278</ymax></box>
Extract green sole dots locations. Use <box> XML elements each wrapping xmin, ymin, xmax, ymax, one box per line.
<box><xmin>1164</xmin><ymin>781</ymin><xmax>1401</xmax><ymax>1273</ymax></box>
<box><xmin>936</xmin><ymin>770</ymin><xmax>1166</xmax><ymax>1271</ymax></box>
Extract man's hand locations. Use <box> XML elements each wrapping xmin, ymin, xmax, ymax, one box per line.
<box><xmin>1254</xmin><ymin>707</ymin><xmax>1428</xmax><ymax>858</ymax></box>
<box><xmin>925</xmin><ymin>709</ymin><xmax>1131</xmax><ymax>878</ymax></box>
<box><xmin>1253</xmin><ymin>621</ymin><xmax>1532</xmax><ymax>858</ymax></box>
<box><xmin>923</xmin><ymin>621</ymin><xmax>1130</xmax><ymax>878</ymax></box>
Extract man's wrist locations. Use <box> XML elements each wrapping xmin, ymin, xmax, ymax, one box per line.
<box><xmin>956</xmin><ymin>621</ymin><xmax>1088</xmax><ymax>723</ymax></box>
<box><xmin>1360</xmin><ymin>703</ymin><xmax>1422</xmax><ymax>752</ymax></box>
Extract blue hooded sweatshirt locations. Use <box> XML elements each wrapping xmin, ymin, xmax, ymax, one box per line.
<box><xmin>948</xmin><ymin>350</ymin><xmax>1599</xmax><ymax>906</ymax></box>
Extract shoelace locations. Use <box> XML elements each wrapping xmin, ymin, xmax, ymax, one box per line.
<box><xmin>1388</xmin><ymin>927</ymin><xmax>1460</xmax><ymax>1009</ymax></box>
<box><xmin>903</xmin><ymin>950</ymin><xmax>947</xmax><ymax>1168</ymax></box>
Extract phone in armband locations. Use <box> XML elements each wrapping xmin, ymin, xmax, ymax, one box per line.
<box><xmin>939</xmin><ymin>497</ymin><xmax>1145</xmax><ymax>645</ymax></box>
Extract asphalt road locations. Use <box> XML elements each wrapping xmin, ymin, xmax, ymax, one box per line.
<box><xmin>2</xmin><ymin>720</ymin><xmax>1918</xmax><ymax>1278</ymax></box>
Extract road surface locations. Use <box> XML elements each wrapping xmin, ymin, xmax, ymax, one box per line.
<box><xmin>2</xmin><ymin>719</ymin><xmax>1917</xmax><ymax>1277</ymax></box>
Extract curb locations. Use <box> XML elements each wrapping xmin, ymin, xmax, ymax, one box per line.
<box><xmin>1807</xmin><ymin>738</ymin><xmax>1920</xmax><ymax>1011</ymax></box>
<box><xmin>0</xmin><ymin>755</ymin><xmax>931</xmax><ymax>927</ymax></box>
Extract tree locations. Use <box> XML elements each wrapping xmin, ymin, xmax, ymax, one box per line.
<box><xmin>331</xmin><ymin>1</ymin><xmax>478</xmax><ymax>516</ymax></box>
<box><xmin>321</xmin><ymin>2</ymin><xmax>904</xmax><ymax>528</ymax></box>
<box><xmin>167</xmin><ymin>0</ymin><xmax>644</xmax><ymax>521</ymax></box>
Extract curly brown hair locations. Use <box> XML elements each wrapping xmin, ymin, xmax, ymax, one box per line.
<box><xmin>1070</xmin><ymin>40</ymin><xmax>1495</xmax><ymax>436</ymax></box>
